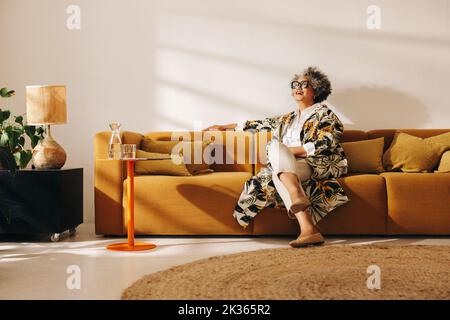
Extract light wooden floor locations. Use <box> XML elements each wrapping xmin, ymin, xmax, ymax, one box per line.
<box><xmin>1</xmin><ymin>223</ymin><xmax>449</xmax><ymax>299</ymax></box>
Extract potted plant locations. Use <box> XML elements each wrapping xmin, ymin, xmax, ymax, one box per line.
<box><xmin>0</xmin><ymin>87</ymin><xmax>45</xmax><ymax>174</ymax></box>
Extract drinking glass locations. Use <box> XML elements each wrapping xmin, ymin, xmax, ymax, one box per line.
<box><xmin>121</xmin><ymin>144</ymin><xmax>136</xmax><ymax>159</ymax></box>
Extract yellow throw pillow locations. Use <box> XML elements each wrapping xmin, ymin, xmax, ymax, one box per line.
<box><xmin>425</xmin><ymin>132</ymin><xmax>450</xmax><ymax>173</ymax></box>
<box><xmin>141</xmin><ymin>139</ymin><xmax>180</xmax><ymax>155</ymax></box>
<box><xmin>134</xmin><ymin>150</ymin><xmax>191</xmax><ymax>176</ymax></box>
<box><xmin>341</xmin><ymin>137</ymin><xmax>385</xmax><ymax>173</ymax></box>
<box><xmin>141</xmin><ymin>138</ymin><xmax>214</xmax><ymax>175</ymax></box>
<box><xmin>436</xmin><ymin>150</ymin><xmax>450</xmax><ymax>173</ymax></box>
<box><xmin>383</xmin><ymin>132</ymin><xmax>448</xmax><ymax>172</ymax></box>
<box><xmin>425</xmin><ymin>132</ymin><xmax>450</xmax><ymax>149</ymax></box>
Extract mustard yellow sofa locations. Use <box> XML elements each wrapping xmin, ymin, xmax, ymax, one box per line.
<box><xmin>94</xmin><ymin>129</ymin><xmax>450</xmax><ymax>236</ymax></box>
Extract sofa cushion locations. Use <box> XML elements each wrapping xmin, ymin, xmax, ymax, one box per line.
<box><xmin>317</xmin><ymin>173</ymin><xmax>387</xmax><ymax>235</ymax></box>
<box><xmin>141</xmin><ymin>138</ymin><xmax>213</xmax><ymax>175</ymax></box>
<box><xmin>253</xmin><ymin>173</ymin><xmax>387</xmax><ymax>235</ymax></box>
<box><xmin>382</xmin><ymin>132</ymin><xmax>447</xmax><ymax>172</ymax></box>
<box><xmin>381</xmin><ymin>172</ymin><xmax>450</xmax><ymax>234</ymax></box>
<box><xmin>341</xmin><ymin>137</ymin><xmax>385</xmax><ymax>173</ymax></box>
<box><xmin>134</xmin><ymin>150</ymin><xmax>192</xmax><ymax>176</ymax></box>
<box><xmin>124</xmin><ymin>171</ymin><xmax>254</xmax><ymax>235</ymax></box>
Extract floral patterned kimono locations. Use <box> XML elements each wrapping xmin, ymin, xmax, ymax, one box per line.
<box><xmin>233</xmin><ymin>103</ymin><xmax>350</xmax><ymax>228</ymax></box>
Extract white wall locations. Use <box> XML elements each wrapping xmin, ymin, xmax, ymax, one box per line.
<box><xmin>1</xmin><ymin>0</ymin><xmax>449</xmax><ymax>222</ymax></box>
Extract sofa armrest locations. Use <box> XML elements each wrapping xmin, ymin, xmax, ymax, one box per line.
<box><xmin>94</xmin><ymin>159</ymin><xmax>125</xmax><ymax>235</ymax></box>
<box><xmin>94</xmin><ymin>131</ymin><xmax>143</xmax><ymax>235</ymax></box>
<box><xmin>94</xmin><ymin>131</ymin><xmax>144</xmax><ymax>160</ymax></box>
<box><xmin>94</xmin><ymin>132</ymin><xmax>112</xmax><ymax>161</ymax></box>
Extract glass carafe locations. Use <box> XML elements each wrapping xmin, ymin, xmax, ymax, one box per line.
<box><xmin>108</xmin><ymin>123</ymin><xmax>122</xmax><ymax>159</ymax></box>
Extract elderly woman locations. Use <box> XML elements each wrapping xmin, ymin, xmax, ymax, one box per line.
<box><xmin>205</xmin><ymin>66</ymin><xmax>350</xmax><ymax>248</ymax></box>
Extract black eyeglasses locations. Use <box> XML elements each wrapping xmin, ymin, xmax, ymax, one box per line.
<box><xmin>290</xmin><ymin>80</ymin><xmax>310</xmax><ymax>90</ymax></box>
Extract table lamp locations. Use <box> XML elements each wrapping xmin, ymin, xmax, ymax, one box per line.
<box><xmin>26</xmin><ymin>85</ymin><xmax>67</xmax><ymax>169</ymax></box>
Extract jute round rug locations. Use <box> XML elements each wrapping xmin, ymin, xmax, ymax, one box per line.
<box><xmin>122</xmin><ymin>245</ymin><xmax>450</xmax><ymax>300</ymax></box>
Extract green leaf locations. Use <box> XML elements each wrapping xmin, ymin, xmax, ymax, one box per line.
<box><xmin>0</xmin><ymin>146</ymin><xmax>17</xmax><ymax>175</ymax></box>
<box><xmin>21</xmin><ymin>150</ymin><xmax>32</xmax><ymax>168</ymax></box>
<box><xmin>24</xmin><ymin>125</ymin><xmax>36</xmax><ymax>136</ymax></box>
<box><xmin>30</xmin><ymin>135</ymin><xmax>40</xmax><ymax>149</ymax></box>
<box><xmin>15</xmin><ymin>116</ymin><xmax>23</xmax><ymax>125</ymax></box>
<box><xmin>0</xmin><ymin>109</ymin><xmax>11</xmax><ymax>123</ymax></box>
<box><xmin>24</xmin><ymin>125</ymin><xmax>45</xmax><ymax>148</ymax></box>
<box><xmin>18</xmin><ymin>136</ymin><xmax>25</xmax><ymax>148</ymax></box>
<box><xmin>14</xmin><ymin>150</ymin><xmax>32</xmax><ymax>169</ymax></box>
<box><xmin>14</xmin><ymin>126</ymin><xmax>24</xmax><ymax>135</ymax></box>
<box><xmin>36</xmin><ymin>126</ymin><xmax>45</xmax><ymax>135</ymax></box>
<box><xmin>0</xmin><ymin>131</ymin><xmax>9</xmax><ymax>147</ymax></box>
<box><xmin>5</xmin><ymin>127</ymin><xmax>20</xmax><ymax>151</ymax></box>
<box><xmin>0</xmin><ymin>88</ymin><xmax>15</xmax><ymax>98</ymax></box>
<box><xmin>13</xmin><ymin>151</ymin><xmax>20</xmax><ymax>163</ymax></box>
<box><xmin>0</xmin><ymin>99</ymin><xmax>38</xmax><ymax>171</ymax></box>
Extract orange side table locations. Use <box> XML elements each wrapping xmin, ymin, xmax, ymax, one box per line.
<box><xmin>106</xmin><ymin>158</ymin><xmax>167</xmax><ymax>252</ymax></box>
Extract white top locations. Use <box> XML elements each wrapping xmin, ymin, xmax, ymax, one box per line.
<box><xmin>282</xmin><ymin>103</ymin><xmax>320</xmax><ymax>156</ymax></box>
<box><xmin>236</xmin><ymin>103</ymin><xmax>320</xmax><ymax>157</ymax></box>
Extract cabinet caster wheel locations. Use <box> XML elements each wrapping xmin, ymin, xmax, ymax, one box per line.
<box><xmin>50</xmin><ymin>233</ymin><xmax>61</xmax><ymax>242</ymax></box>
<box><xmin>69</xmin><ymin>228</ymin><xmax>77</xmax><ymax>237</ymax></box>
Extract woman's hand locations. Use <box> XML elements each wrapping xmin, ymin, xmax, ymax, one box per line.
<box><xmin>203</xmin><ymin>123</ymin><xmax>238</xmax><ymax>131</ymax></box>
<box><xmin>289</xmin><ymin>146</ymin><xmax>307</xmax><ymax>158</ymax></box>
<box><xmin>203</xmin><ymin>125</ymin><xmax>224</xmax><ymax>131</ymax></box>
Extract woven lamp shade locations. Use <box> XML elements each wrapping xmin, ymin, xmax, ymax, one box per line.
<box><xmin>26</xmin><ymin>85</ymin><xmax>67</xmax><ymax>125</ymax></box>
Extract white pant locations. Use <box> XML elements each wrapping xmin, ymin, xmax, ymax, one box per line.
<box><xmin>268</xmin><ymin>141</ymin><xmax>313</xmax><ymax>216</ymax></box>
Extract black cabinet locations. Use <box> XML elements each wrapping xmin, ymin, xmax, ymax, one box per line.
<box><xmin>0</xmin><ymin>168</ymin><xmax>83</xmax><ymax>241</ymax></box>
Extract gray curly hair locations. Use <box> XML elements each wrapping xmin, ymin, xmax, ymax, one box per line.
<box><xmin>292</xmin><ymin>66</ymin><xmax>332</xmax><ymax>103</ymax></box>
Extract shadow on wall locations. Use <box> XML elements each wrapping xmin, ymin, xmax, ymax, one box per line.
<box><xmin>159</xmin><ymin>7</ymin><xmax>450</xmax><ymax>50</ymax></box>
<box><xmin>329</xmin><ymin>86</ymin><xmax>430</xmax><ymax>130</ymax></box>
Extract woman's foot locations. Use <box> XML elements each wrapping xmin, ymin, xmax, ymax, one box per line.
<box><xmin>289</xmin><ymin>232</ymin><xmax>325</xmax><ymax>248</ymax></box>
<box><xmin>290</xmin><ymin>202</ymin><xmax>323</xmax><ymax>248</ymax></box>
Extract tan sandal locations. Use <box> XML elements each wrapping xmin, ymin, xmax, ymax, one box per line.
<box><xmin>289</xmin><ymin>233</ymin><xmax>325</xmax><ymax>248</ymax></box>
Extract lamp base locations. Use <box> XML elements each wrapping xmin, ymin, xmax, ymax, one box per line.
<box><xmin>33</xmin><ymin>130</ymin><xmax>67</xmax><ymax>169</ymax></box>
